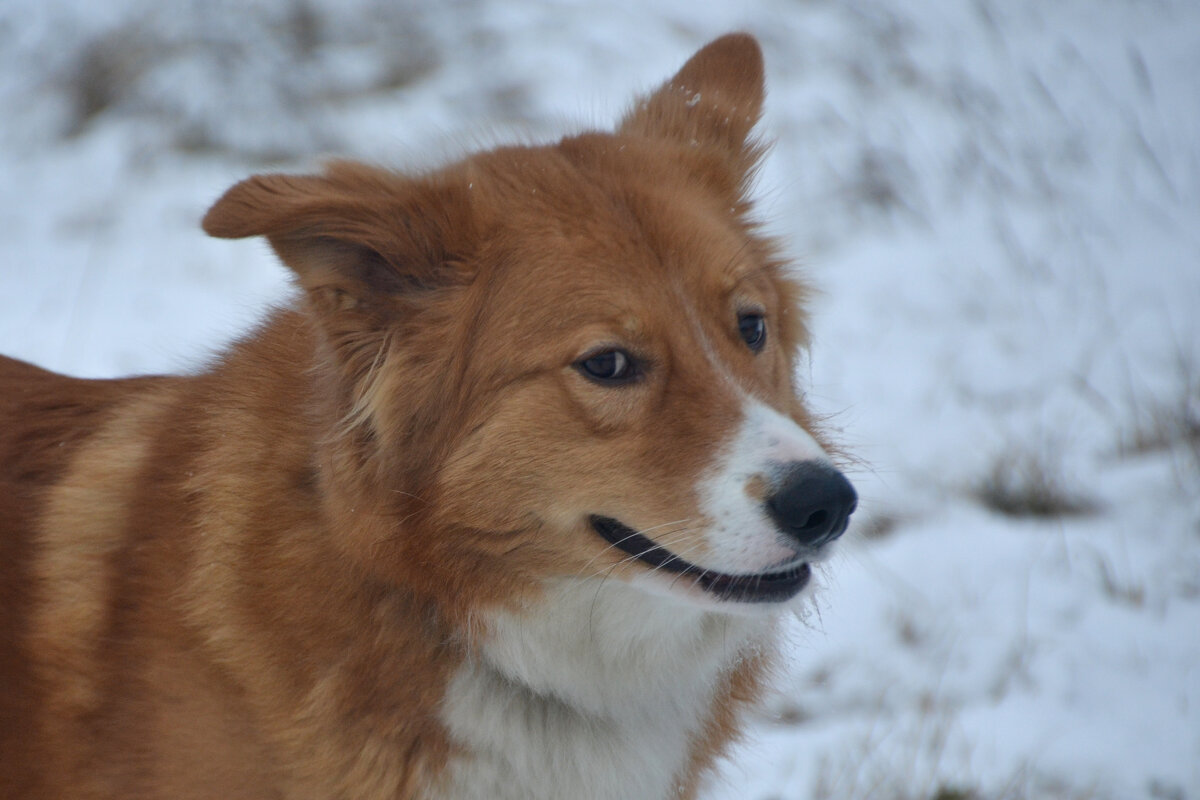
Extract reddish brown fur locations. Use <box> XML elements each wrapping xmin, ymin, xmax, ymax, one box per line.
<box><xmin>1</xmin><ymin>34</ymin><xmax>824</xmax><ymax>798</ymax></box>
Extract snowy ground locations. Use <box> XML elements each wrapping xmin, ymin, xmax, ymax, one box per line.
<box><xmin>2</xmin><ymin>1</ymin><xmax>1197</xmax><ymax>798</ymax></box>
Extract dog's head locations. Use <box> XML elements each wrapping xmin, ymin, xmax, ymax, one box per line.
<box><xmin>203</xmin><ymin>34</ymin><xmax>855</xmax><ymax>614</ymax></box>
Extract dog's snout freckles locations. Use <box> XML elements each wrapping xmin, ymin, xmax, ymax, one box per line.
<box><xmin>742</xmin><ymin>474</ymin><xmax>769</xmax><ymax>503</ymax></box>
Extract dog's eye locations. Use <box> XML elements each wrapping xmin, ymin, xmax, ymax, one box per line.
<box><xmin>738</xmin><ymin>312</ymin><xmax>766</xmax><ymax>352</ymax></box>
<box><xmin>576</xmin><ymin>349</ymin><xmax>638</xmax><ymax>385</ymax></box>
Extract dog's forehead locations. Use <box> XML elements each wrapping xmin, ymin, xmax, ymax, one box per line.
<box><xmin>473</xmin><ymin>146</ymin><xmax>759</xmax><ymax>294</ymax></box>
<box><xmin>486</xmin><ymin>223</ymin><xmax>757</xmax><ymax>349</ymax></box>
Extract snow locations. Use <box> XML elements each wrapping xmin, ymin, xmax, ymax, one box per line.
<box><xmin>1</xmin><ymin>1</ymin><xmax>1197</xmax><ymax>797</ymax></box>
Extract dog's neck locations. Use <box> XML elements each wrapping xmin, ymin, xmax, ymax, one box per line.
<box><xmin>437</xmin><ymin>579</ymin><xmax>775</xmax><ymax>800</ymax></box>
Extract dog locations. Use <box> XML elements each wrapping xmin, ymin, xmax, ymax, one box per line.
<box><xmin>0</xmin><ymin>33</ymin><xmax>856</xmax><ymax>799</ymax></box>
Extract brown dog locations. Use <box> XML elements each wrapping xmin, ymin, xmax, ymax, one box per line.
<box><xmin>0</xmin><ymin>34</ymin><xmax>856</xmax><ymax>799</ymax></box>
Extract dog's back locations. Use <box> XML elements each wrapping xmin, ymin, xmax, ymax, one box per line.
<box><xmin>0</xmin><ymin>356</ymin><xmax>293</xmax><ymax>798</ymax></box>
<box><xmin>0</xmin><ymin>336</ymin><xmax>344</xmax><ymax>798</ymax></box>
<box><xmin>0</xmin><ymin>356</ymin><xmax>152</xmax><ymax>796</ymax></box>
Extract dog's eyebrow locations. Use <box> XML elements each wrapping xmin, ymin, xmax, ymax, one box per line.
<box><xmin>725</xmin><ymin>262</ymin><xmax>774</xmax><ymax>295</ymax></box>
<box><xmin>716</xmin><ymin>242</ymin><xmax>765</xmax><ymax>290</ymax></box>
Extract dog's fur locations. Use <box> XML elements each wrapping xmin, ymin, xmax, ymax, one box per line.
<box><xmin>0</xmin><ymin>35</ymin><xmax>851</xmax><ymax>799</ymax></box>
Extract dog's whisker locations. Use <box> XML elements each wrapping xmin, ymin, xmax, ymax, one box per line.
<box><xmin>388</xmin><ymin>490</ymin><xmax>429</xmax><ymax>505</ymax></box>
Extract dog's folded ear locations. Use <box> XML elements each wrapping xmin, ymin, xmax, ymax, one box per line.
<box><xmin>203</xmin><ymin>161</ymin><xmax>474</xmax><ymax>311</ymax></box>
<box><xmin>620</xmin><ymin>33</ymin><xmax>765</xmax><ymax>179</ymax></box>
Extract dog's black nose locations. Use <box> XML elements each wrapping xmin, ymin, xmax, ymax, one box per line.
<box><xmin>766</xmin><ymin>462</ymin><xmax>857</xmax><ymax>548</ymax></box>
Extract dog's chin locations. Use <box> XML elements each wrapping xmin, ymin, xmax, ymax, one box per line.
<box><xmin>588</xmin><ymin>515</ymin><xmax>811</xmax><ymax>606</ymax></box>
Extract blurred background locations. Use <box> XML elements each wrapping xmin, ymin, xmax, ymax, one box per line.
<box><xmin>1</xmin><ymin>1</ymin><xmax>1197</xmax><ymax>797</ymax></box>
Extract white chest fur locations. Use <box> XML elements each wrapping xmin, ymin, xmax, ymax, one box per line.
<box><xmin>435</xmin><ymin>580</ymin><xmax>774</xmax><ymax>800</ymax></box>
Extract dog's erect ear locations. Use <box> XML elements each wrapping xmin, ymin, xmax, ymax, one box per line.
<box><xmin>203</xmin><ymin>161</ymin><xmax>474</xmax><ymax>309</ymax></box>
<box><xmin>620</xmin><ymin>33</ymin><xmax>765</xmax><ymax>176</ymax></box>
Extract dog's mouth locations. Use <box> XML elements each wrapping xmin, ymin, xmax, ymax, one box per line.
<box><xmin>588</xmin><ymin>515</ymin><xmax>810</xmax><ymax>604</ymax></box>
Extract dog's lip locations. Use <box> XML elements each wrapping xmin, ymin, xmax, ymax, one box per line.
<box><xmin>588</xmin><ymin>514</ymin><xmax>810</xmax><ymax>604</ymax></box>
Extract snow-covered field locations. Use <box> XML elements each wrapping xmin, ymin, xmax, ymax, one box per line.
<box><xmin>2</xmin><ymin>1</ymin><xmax>1197</xmax><ymax>798</ymax></box>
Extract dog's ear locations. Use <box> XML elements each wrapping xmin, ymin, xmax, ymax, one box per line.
<box><xmin>204</xmin><ymin>162</ymin><xmax>478</xmax><ymax>441</ymax></box>
<box><xmin>203</xmin><ymin>160</ymin><xmax>474</xmax><ymax>313</ymax></box>
<box><xmin>620</xmin><ymin>33</ymin><xmax>765</xmax><ymax>179</ymax></box>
